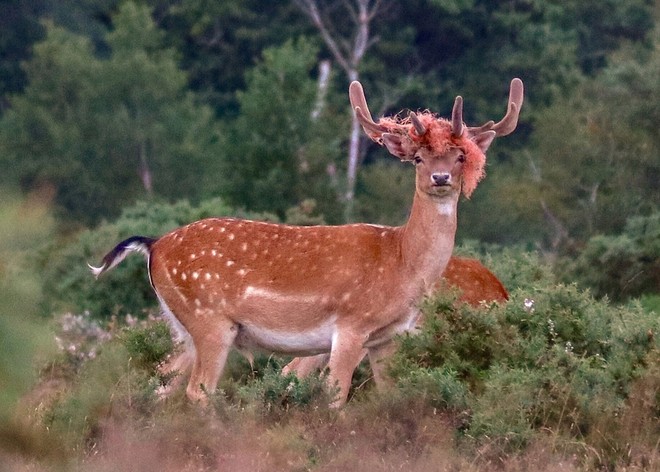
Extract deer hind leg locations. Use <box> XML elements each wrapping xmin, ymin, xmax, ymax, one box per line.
<box><xmin>156</xmin><ymin>338</ymin><xmax>196</xmax><ymax>398</ymax></box>
<box><xmin>185</xmin><ymin>317</ymin><xmax>238</xmax><ymax>404</ymax></box>
<box><xmin>367</xmin><ymin>341</ymin><xmax>397</xmax><ymax>389</ymax></box>
<box><xmin>282</xmin><ymin>353</ymin><xmax>331</xmax><ymax>378</ymax></box>
<box><xmin>326</xmin><ymin>330</ymin><xmax>368</xmax><ymax>408</ymax></box>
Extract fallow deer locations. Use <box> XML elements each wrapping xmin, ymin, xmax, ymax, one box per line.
<box><xmin>282</xmin><ymin>256</ymin><xmax>509</xmax><ymax>379</ymax></box>
<box><xmin>89</xmin><ymin>79</ymin><xmax>523</xmax><ymax>407</ymax></box>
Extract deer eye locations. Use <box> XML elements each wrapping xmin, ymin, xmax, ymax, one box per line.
<box><xmin>457</xmin><ymin>154</ymin><xmax>466</xmax><ymax>163</ymax></box>
<box><xmin>413</xmin><ymin>156</ymin><xmax>423</xmax><ymax>165</ymax></box>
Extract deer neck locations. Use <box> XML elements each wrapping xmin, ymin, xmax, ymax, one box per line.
<box><xmin>399</xmin><ymin>190</ymin><xmax>459</xmax><ymax>290</ymax></box>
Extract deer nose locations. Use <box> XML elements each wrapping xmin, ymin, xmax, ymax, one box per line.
<box><xmin>431</xmin><ymin>172</ymin><xmax>451</xmax><ymax>186</ymax></box>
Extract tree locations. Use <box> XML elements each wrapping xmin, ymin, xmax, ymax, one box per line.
<box><xmin>153</xmin><ymin>0</ymin><xmax>312</xmax><ymax>117</ymax></box>
<box><xmin>294</xmin><ymin>0</ymin><xmax>384</xmax><ymax>221</ymax></box>
<box><xmin>219</xmin><ymin>37</ymin><xmax>345</xmax><ymax>222</ymax></box>
<box><xmin>0</xmin><ymin>2</ymin><xmax>220</xmax><ymax>225</ymax></box>
<box><xmin>0</xmin><ymin>0</ymin><xmax>47</xmax><ymax>113</ymax></box>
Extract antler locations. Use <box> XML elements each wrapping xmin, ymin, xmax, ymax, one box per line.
<box><xmin>349</xmin><ymin>81</ymin><xmax>388</xmax><ymax>139</ymax></box>
<box><xmin>409</xmin><ymin>112</ymin><xmax>427</xmax><ymax>137</ymax></box>
<box><xmin>468</xmin><ymin>78</ymin><xmax>524</xmax><ymax>137</ymax></box>
<box><xmin>451</xmin><ymin>96</ymin><xmax>464</xmax><ymax>137</ymax></box>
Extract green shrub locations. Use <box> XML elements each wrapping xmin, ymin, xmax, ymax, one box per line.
<box><xmin>390</xmin><ymin>274</ymin><xmax>659</xmax><ymax>459</ymax></box>
<box><xmin>120</xmin><ymin>321</ymin><xmax>173</xmax><ymax>370</ymax></box>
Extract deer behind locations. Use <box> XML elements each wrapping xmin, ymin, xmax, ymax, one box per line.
<box><xmin>90</xmin><ymin>79</ymin><xmax>523</xmax><ymax>407</ymax></box>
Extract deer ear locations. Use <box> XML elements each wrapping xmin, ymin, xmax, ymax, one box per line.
<box><xmin>472</xmin><ymin>130</ymin><xmax>496</xmax><ymax>153</ymax></box>
<box><xmin>382</xmin><ymin>133</ymin><xmax>411</xmax><ymax>160</ymax></box>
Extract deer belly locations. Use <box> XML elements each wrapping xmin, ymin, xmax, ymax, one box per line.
<box><xmin>235</xmin><ymin>317</ymin><xmax>336</xmax><ymax>355</ymax></box>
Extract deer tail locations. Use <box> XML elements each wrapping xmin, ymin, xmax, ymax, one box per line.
<box><xmin>88</xmin><ymin>236</ymin><xmax>157</xmax><ymax>279</ymax></box>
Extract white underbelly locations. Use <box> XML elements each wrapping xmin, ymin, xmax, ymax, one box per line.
<box><xmin>235</xmin><ymin>316</ymin><xmax>337</xmax><ymax>355</ymax></box>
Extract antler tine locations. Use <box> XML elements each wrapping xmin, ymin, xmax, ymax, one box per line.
<box><xmin>409</xmin><ymin>111</ymin><xmax>427</xmax><ymax>136</ymax></box>
<box><xmin>490</xmin><ymin>78</ymin><xmax>524</xmax><ymax>137</ymax></box>
<box><xmin>451</xmin><ymin>96</ymin><xmax>464</xmax><ymax>137</ymax></box>
<box><xmin>349</xmin><ymin>81</ymin><xmax>388</xmax><ymax>138</ymax></box>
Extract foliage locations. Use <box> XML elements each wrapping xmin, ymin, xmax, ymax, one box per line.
<box><xmin>389</xmin><ymin>250</ymin><xmax>659</xmax><ymax>464</ymax></box>
<box><xmin>0</xmin><ymin>193</ymin><xmax>58</xmax><ymax>460</ymax></box>
<box><xmin>120</xmin><ymin>321</ymin><xmax>174</xmax><ymax>370</ymax></box>
<box><xmin>0</xmin><ymin>2</ymin><xmax>221</xmax><ymax>226</ymax></box>
<box><xmin>43</xmin><ymin>333</ymin><xmax>163</xmax><ymax>451</ymax></box>
<box><xmin>354</xmin><ymin>160</ymin><xmax>415</xmax><ymax>226</ymax></box>
<box><xmin>557</xmin><ymin>212</ymin><xmax>660</xmax><ymax>301</ymax></box>
<box><xmin>158</xmin><ymin>0</ymin><xmax>311</xmax><ymax>116</ymax></box>
<box><xmin>512</xmin><ymin>37</ymin><xmax>660</xmax><ymax>248</ymax></box>
<box><xmin>219</xmin><ymin>36</ymin><xmax>346</xmax><ymax>222</ymax></box>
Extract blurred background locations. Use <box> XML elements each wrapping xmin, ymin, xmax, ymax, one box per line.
<box><xmin>0</xmin><ymin>0</ymin><xmax>657</xmax><ymax>468</ymax></box>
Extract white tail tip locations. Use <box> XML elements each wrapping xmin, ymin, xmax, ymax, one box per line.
<box><xmin>87</xmin><ymin>263</ymin><xmax>105</xmax><ymax>279</ymax></box>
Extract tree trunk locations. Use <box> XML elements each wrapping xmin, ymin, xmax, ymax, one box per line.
<box><xmin>138</xmin><ymin>140</ymin><xmax>153</xmax><ymax>194</ymax></box>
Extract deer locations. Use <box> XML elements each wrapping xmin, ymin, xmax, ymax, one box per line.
<box><xmin>281</xmin><ymin>256</ymin><xmax>509</xmax><ymax>379</ymax></box>
<box><xmin>89</xmin><ymin>78</ymin><xmax>523</xmax><ymax>407</ymax></box>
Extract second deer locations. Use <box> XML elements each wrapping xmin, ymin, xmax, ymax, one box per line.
<box><xmin>90</xmin><ymin>79</ymin><xmax>523</xmax><ymax>407</ymax></box>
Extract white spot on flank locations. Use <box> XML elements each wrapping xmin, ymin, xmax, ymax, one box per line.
<box><xmin>181</xmin><ymin>272</ymin><xmax>187</xmax><ymax>280</ymax></box>
<box><xmin>220</xmin><ymin>227</ymin><xmax>226</xmax><ymax>233</ymax></box>
<box><xmin>189</xmin><ymin>253</ymin><xmax>196</xmax><ymax>260</ymax></box>
<box><xmin>226</xmin><ymin>260</ymin><xmax>235</xmax><ymax>267</ymax></box>
<box><xmin>205</xmin><ymin>273</ymin><xmax>212</xmax><ymax>281</ymax></box>
<box><xmin>237</xmin><ymin>269</ymin><xmax>247</xmax><ymax>276</ymax></box>
<box><xmin>228</xmin><ymin>233</ymin><xmax>235</xmax><ymax>241</ymax></box>
<box><xmin>241</xmin><ymin>242</ymin><xmax>248</xmax><ymax>251</ymax></box>
<box><xmin>211</xmin><ymin>249</ymin><xmax>217</xmax><ymax>256</ymax></box>
<box><xmin>171</xmin><ymin>267</ymin><xmax>178</xmax><ymax>275</ymax></box>
<box><xmin>192</xmin><ymin>272</ymin><xmax>199</xmax><ymax>280</ymax></box>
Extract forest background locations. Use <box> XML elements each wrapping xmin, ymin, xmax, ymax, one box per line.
<box><xmin>0</xmin><ymin>0</ymin><xmax>658</xmax><ymax>470</ymax></box>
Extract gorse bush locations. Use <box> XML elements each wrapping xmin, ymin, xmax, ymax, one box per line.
<box><xmin>390</xmin><ymin>267</ymin><xmax>659</xmax><ymax>463</ymax></box>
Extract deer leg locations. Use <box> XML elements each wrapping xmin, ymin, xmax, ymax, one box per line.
<box><xmin>185</xmin><ymin>318</ymin><xmax>238</xmax><ymax>404</ymax></box>
<box><xmin>282</xmin><ymin>353</ymin><xmax>330</xmax><ymax>378</ymax></box>
<box><xmin>326</xmin><ymin>331</ymin><xmax>368</xmax><ymax>408</ymax></box>
<box><xmin>156</xmin><ymin>338</ymin><xmax>195</xmax><ymax>398</ymax></box>
<box><xmin>367</xmin><ymin>341</ymin><xmax>397</xmax><ymax>389</ymax></box>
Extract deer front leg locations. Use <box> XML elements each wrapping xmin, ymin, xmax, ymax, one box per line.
<box><xmin>185</xmin><ymin>318</ymin><xmax>238</xmax><ymax>404</ymax></box>
<box><xmin>326</xmin><ymin>331</ymin><xmax>368</xmax><ymax>408</ymax></box>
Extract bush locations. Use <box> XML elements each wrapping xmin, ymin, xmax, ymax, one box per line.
<box><xmin>390</xmin><ymin>251</ymin><xmax>659</xmax><ymax>464</ymax></box>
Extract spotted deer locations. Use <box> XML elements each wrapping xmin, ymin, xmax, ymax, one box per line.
<box><xmin>89</xmin><ymin>79</ymin><xmax>523</xmax><ymax>407</ymax></box>
<box><xmin>282</xmin><ymin>256</ymin><xmax>509</xmax><ymax>379</ymax></box>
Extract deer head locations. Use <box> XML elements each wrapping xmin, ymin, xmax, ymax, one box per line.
<box><xmin>349</xmin><ymin>78</ymin><xmax>524</xmax><ymax>198</ymax></box>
